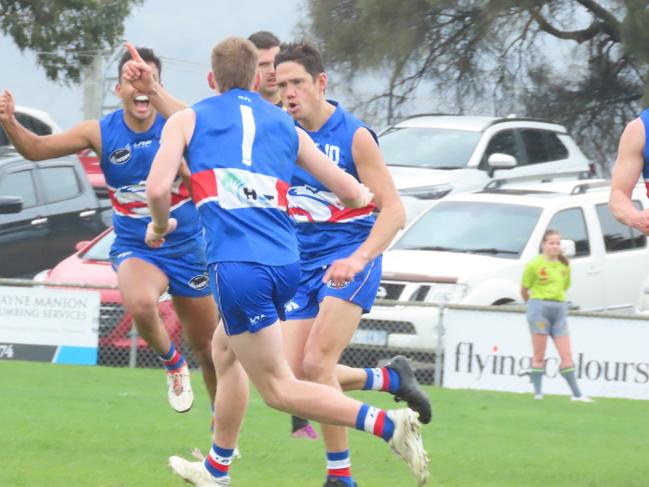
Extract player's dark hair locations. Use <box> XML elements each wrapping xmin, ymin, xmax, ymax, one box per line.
<box><xmin>117</xmin><ymin>46</ymin><xmax>162</xmax><ymax>80</ymax></box>
<box><xmin>274</xmin><ymin>41</ymin><xmax>325</xmax><ymax>79</ymax></box>
<box><xmin>248</xmin><ymin>31</ymin><xmax>280</xmax><ymax>50</ymax></box>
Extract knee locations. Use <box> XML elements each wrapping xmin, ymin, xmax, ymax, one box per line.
<box><xmin>302</xmin><ymin>351</ymin><xmax>333</xmax><ymax>383</ymax></box>
<box><xmin>125</xmin><ymin>296</ymin><xmax>159</xmax><ymax>324</ymax></box>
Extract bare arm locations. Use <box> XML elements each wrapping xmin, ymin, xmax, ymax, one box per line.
<box><xmin>295</xmin><ymin>127</ymin><xmax>371</xmax><ymax>208</ymax></box>
<box><xmin>348</xmin><ymin>128</ymin><xmax>405</xmax><ymax>262</ymax></box>
<box><xmin>609</xmin><ymin>118</ymin><xmax>649</xmax><ymax>233</ymax></box>
<box><xmin>145</xmin><ymin>109</ymin><xmax>195</xmax><ymax>247</ymax></box>
<box><xmin>521</xmin><ymin>287</ymin><xmax>529</xmax><ymax>303</ymax></box>
<box><xmin>0</xmin><ymin>89</ymin><xmax>99</xmax><ymax>160</ymax></box>
<box><xmin>122</xmin><ymin>42</ymin><xmax>187</xmax><ymax>119</ymax></box>
<box><xmin>322</xmin><ymin>128</ymin><xmax>405</xmax><ymax>286</ymax></box>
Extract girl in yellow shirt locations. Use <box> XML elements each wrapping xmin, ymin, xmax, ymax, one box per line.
<box><xmin>521</xmin><ymin>229</ymin><xmax>591</xmax><ymax>402</ymax></box>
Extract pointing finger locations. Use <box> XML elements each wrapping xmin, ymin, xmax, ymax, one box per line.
<box><xmin>125</xmin><ymin>41</ymin><xmax>145</xmax><ymax>64</ymax></box>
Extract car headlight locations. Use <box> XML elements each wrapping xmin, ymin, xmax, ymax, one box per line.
<box><xmin>399</xmin><ymin>183</ymin><xmax>453</xmax><ymax>200</ymax></box>
<box><xmin>32</xmin><ymin>269</ymin><xmax>50</xmax><ymax>283</ymax></box>
<box><xmin>425</xmin><ymin>283</ymin><xmax>469</xmax><ymax>304</ymax></box>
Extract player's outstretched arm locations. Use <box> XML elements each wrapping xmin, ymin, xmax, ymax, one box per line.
<box><xmin>609</xmin><ymin>118</ymin><xmax>649</xmax><ymax>233</ymax></box>
<box><xmin>145</xmin><ymin>109</ymin><xmax>194</xmax><ymax>247</ymax></box>
<box><xmin>295</xmin><ymin>127</ymin><xmax>372</xmax><ymax>208</ymax></box>
<box><xmin>122</xmin><ymin>42</ymin><xmax>187</xmax><ymax>119</ymax></box>
<box><xmin>0</xmin><ymin>89</ymin><xmax>98</xmax><ymax>160</ymax></box>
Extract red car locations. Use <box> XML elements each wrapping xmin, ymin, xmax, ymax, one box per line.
<box><xmin>77</xmin><ymin>149</ymin><xmax>108</xmax><ymax>199</ymax></box>
<box><xmin>36</xmin><ymin>228</ymin><xmax>186</xmax><ymax>367</ymax></box>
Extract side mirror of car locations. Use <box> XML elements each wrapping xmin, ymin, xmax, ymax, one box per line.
<box><xmin>560</xmin><ymin>239</ymin><xmax>576</xmax><ymax>257</ymax></box>
<box><xmin>487</xmin><ymin>153</ymin><xmax>517</xmax><ymax>177</ymax></box>
<box><xmin>0</xmin><ymin>195</ymin><xmax>23</xmax><ymax>214</ymax></box>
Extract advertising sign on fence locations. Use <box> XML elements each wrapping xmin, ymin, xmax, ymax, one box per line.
<box><xmin>443</xmin><ymin>307</ymin><xmax>649</xmax><ymax>400</ymax></box>
<box><xmin>0</xmin><ymin>286</ymin><xmax>100</xmax><ymax>365</ymax></box>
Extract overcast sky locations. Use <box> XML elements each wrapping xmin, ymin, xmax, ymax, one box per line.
<box><xmin>1</xmin><ymin>0</ymin><xmax>304</xmax><ymax>129</ymax></box>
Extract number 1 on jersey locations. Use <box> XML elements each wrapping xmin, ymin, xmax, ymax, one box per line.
<box><xmin>240</xmin><ymin>105</ymin><xmax>255</xmax><ymax>166</ymax></box>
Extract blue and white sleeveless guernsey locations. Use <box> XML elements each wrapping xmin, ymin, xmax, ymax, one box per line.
<box><xmin>99</xmin><ymin>109</ymin><xmax>202</xmax><ymax>253</ymax></box>
<box><xmin>185</xmin><ymin>89</ymin><xmax>299</xmax><ymax>266</ymax></box>
<box><xmin>288</xmin><ymin>101</ymin><xmax>376</xmax><ymax>268</ymax></box>
<box><xmin>640</xmin><ymin>109</ymin><xmax>649</xmax><ymax>197</ymax></box>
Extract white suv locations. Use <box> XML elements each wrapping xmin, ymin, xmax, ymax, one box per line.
<box><xmin>379</xmin><ymin>115</ymin><xmax>592</xmax><ymax>201</ymax></box>
<box><xmin>352</xmin><ymin>174</ymin><xmax>649</xmax><ymax>353</ymax></box>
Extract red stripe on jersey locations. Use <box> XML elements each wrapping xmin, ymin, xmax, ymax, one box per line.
<box><xmin>276</xmin><ymin>179</ymin><xmax>289</xmax><ymax>210</ymax></box>
<box><xmin>288</xmin><ymin>206</ymin><xmax>314</xmax><ymax>222</ymax></box>
<box><xmin>176</xmin><ymin>181</ymin><xmax>191</xmax><ymax>199</ymax></box>
<box><xmin>170</xmin><ymin>180</ymin><xmax>192</xmax><ymax>206</ymax></box>
<box><xmin>645</xmin><ymin>181</ymin><xmax>649</xmax><ymax>198</ymax></box>
<box><xmin>206</xmin><ymin>455</ymin><xmax>229</xmax><ymax>473</ymax></box>
<box><xmin>373</xmin><ymin>410</ymin><xmax>386</xmax><ymax>436</ymax></box>
<box><xmin>329</xmin><ymin>203</ymin><xmax>376</xmax><ymax>223</ymax></box>
<box><xmin>108</xmin><ymin>188</ymin><xmax>148</xmax><ymax>215</ymax></box>
<box><xmin>190</xmin><ymin>169</ymin><xmax>218</xmax><ymax>205</ymax></box>
<box><xmin>327</xmin><ymin>467</ymin><xmax>352</xmax><ymax>477</ymax></box>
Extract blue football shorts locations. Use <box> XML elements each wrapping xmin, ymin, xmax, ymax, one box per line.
<box><xmin>284</xmin><ymin>255</ymin><xmax>382</xmax><ymax>320</ymax></box>
<box><xmin>110</xmin><ymin>241</ymin><xmax>210</xmax><ymax>298</ymax></box>
<box><xmin>209</xmin><ymin>261</ymin><xmax>300</xmax><ymax>336</ymax></box>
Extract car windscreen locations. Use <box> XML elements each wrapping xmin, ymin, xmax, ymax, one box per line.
<box><xmin>82</xmin><ymin>230</ymin><xmax>115</xmax><ymax>261</ymax></box>
<box><xmin>393</xmin><ymin>201</ymin><xmax>542</xmax><ymax>258</ymax></box>
<box><xmin>379</xmin><ymin>126</ymin><xmax>481</xmax><ymax>169</ymax></box>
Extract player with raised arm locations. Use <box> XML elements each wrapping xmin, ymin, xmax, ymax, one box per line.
<box><xmin>147</xmin><ymin>37</ymin><xmax>429</xmax><ymax>487</ymax></box>
<box><xmin>0</xmin><ymin>44</ymin><xmax>219</xmax><ymax>413</ymax></box>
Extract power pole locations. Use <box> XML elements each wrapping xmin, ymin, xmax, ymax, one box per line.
<box><xmin>82</xmin><ymin>54</ymin><xmax>103</xmax><ymax>120</ymax></box>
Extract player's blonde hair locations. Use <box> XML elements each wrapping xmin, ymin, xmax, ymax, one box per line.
<box><xmin>211</xmin><ymin>37</ymin><xmax>258</xmax><ymax>93</ymax></box>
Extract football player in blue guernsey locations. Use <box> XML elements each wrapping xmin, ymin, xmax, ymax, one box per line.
<box><xmin>0</xmin><ymin>44</ymin><xmax>219</xmax><ymax>414</ymax></box>
<box><xmin>248</xmin><ymin>29</ymin><xmax>320</xmax><ymax>442</ymax></box>
<box><xmin>146</xmin><ymin>37</ymin><xmax>429</xmax><ymax>487</ymax></box>
<box><xmin>275</xmin><ymin>42</ymin><xmax>432</xmax><ymax>487</ymax></box>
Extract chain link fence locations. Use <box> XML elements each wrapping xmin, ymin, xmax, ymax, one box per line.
<box><xmin>0</xmin><ymin>279</ymin><xmax>440</xmax><ymax>384</ymax></box>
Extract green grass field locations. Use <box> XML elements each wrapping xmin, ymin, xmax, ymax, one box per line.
<box><xmin>2</xmin><ymin>360</ymin><xmax>648</xmax><ymax>487</ymax></box>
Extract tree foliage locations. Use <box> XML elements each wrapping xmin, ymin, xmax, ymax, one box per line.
<box><xmin>304</xmin><ymin>0</ymin><xmax>649</xmax><ymax>167</ymax></box>
<box><xmin>0</xmin><ymin>0</ymin><xmax>143</xmax><ymax>83</ymax></box>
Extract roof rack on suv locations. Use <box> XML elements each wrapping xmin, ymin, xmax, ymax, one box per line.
<box><xmin>570</xmin><ymin>180</ymin><xmax>611</xmax><ymax>194</ymax></box>
<box><xmin>484</xmin><ymin>171</ymin><xmax>593</xmax><ymax>190</ymax></box>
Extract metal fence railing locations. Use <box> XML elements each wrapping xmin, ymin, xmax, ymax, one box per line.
<box><xmin>0</xmin><ymin>279</ymin><xmax>444</xmax><ymax>384</ymax></box>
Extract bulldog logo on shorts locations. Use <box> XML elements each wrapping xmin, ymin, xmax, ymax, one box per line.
<box><xmin>109</xmin><ymin>146</ymin><xmax>132</xmax><ymax>165</ymax></box>
<box><xmin>188</xmin><ymin>274</ymin><xmax>209</xmax><ymax>290</ymax></box>
<box><xmin>326</xmin><ymin>279</ymin><xmax>351</xmax><ymax>289</ymax></box>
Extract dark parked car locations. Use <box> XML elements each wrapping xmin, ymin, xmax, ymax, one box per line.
<box><xmin>0</xmin><ymin>148</ymin><xmax>111</xmax><ymax>277</ymax></box>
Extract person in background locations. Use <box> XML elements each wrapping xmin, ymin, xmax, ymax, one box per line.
<box><xmin>248</xmin><ymin>31</ymin><xmax>282</xmax><ymax>106</ymax></box>
<box><xmin>520</xmin><ymin>229</ymin><xmax>591</xmax><ymax>402</ymax></box>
